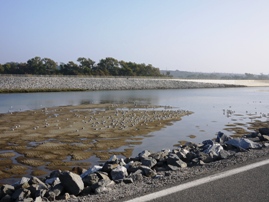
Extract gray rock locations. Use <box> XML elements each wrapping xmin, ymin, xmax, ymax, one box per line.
<box><xmin>203</xmin><ymin>142</ymin><xmax>223</xmax><ymax>158</ymax></box>
<box><xmin>259</xmin><ymin>128</ymin><xmax>269</xmax><ymax>135</ymax></box>
<box><xmin>80</xmin><ymin>165</ymin><xmax>102</xmax><ymax>179</ymax></box>
<box><xmin>11</xmin><ymin>188</ymin><xmax>24</xmax><ymax>201</ymax></box>
<box><xmin>28</xmin><ymin>177</ymin><xmax>48</xmax><ymax>190</ymax></box>
<box><xmin>1</xmin><ymin>185</ymin><xmax>14</xmax><ymax>196</ymax></box>
<box><xmin>13</xmin><ymin>177</ymin><xmax>30</xmax><ymax>188</ymax></box>
<box><xmin>48</xmin><ymin>170</ymin><xmax>62</xmax><ymax>179</ymax></box>
<box><xmin>138</xmin><ymin>150</ymin><xmax>151</xmax><ymax>160</ymax></box>
<box><xmin>263</xmin><ymin>142</ymin><xmax>269</xmax><ymax>147</ymax></box>
<box><xmin>92</xmin><ymin>179</ymin><xmax>115</xmax><ymax>193</ymax></box>
<box><xmin>59</xmin><ymin>171</ymin><xmax>84</xmax><ymax>195</ymax></box>
<box><xmin>186</xmin><ymin>152</ymin><xmax>197</xmax><ymax>163</ymax></box>
<box><xmin>167</xmin><ymin>154</ymin><xmax>187</xmax><ymax>168</ymax></box>
<box><xmin>48</xmin><ymin>183</ymin><xmax>63</xmax><ymax>197</ymax></box>
<box><xmin>226</xmin><ymin>138</ymin><xmax>262</xmax><ymax>150</ymax></box>
<box><xmin>0</xmin><ymin>194</ymin><xmax>12</xmax><ymax>202</ymax></box>
<box><xmin>141</xmin><ymin>157</ymin><xmax>157</xmax><ymax>168</ymax></box>
<box><xmin>129</xmin><ymin>170</ymin><xmax>143</xmax><ymax>181</ymax></box>
<box><xmin>102</xmin><ymin>162</ymin><xmax>119</xmax><ymax>173</ymax></box>
<box><xmin>198</xmin><ymin>152</ymin><xmax>214</xmax><ymax>163</ymax></box>
<box><xmin>216</xmin><ymin>131</ymin><xmax>231</xmax><ymax>144</ymax></box>
<box><xmin>139</xmin><ymin>166</ymin><xmax>157</xmax><ymax>177</ymax></box>
<box><xmin>111</xmin><ymin>166</ymin><xmax>128</xmax><ymax>181</ymax></box>
<box><xmin>127</xmin><ymin>161</ymin><xmax>142</xmax><ymax>173</ymax></box>
<box><xmin>260</xmin><ymin>135</ymin><xmax>269</xmax><ymax>141</ymax></box>
<box><xmin>96</xmin><ymin>171</ymin><xmax>110</xmax><ymax>180</ymax></box>
<box><xmin>34</xmin><ymin>196</ymin><xmax>42</xmax><ymax>202</ymax></box>
<box><xmin>45</xmin><ymin>177</ymin><xmax>60</xmax><ymax>186</ymax></box>
<box><xmin>219</xmin><ymin>150</ymin><xmax>230</xmax><ymax>159</ymax></box>
<box><xmin>176</xmin><ymin>151</ymin><xmax>187</xmax><ymax>160</ymax></box>
<box><xmin>83</xmin><ymin>173</ymin><xmax>99</xmax><ymax>187</ymax></box>
<box><xmin>149</xmin><ymin>151</ymin><xmax>168</xmax><ymax>161</ymax></box>
<box><xmin>108</xmin><ymin>155</ymin><xmax>119</xmax><ymax>163</ymax></box>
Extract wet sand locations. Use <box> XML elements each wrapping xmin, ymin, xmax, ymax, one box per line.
<box><xmin>0</xmin><ymin>103</ymin><xmax>192</xmax><ymax>183</ymax></box>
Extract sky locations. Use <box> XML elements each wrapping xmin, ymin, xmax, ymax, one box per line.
<box><xmin>1</xmin><ymin>0</ymin><xmax>269</xmax><ymax>74</ymax></box>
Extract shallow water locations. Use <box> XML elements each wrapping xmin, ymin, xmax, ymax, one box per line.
<box><xmin>1</xmin><ymin>87</ymin><xmax>269</xmax><ymax>156</ymax></box>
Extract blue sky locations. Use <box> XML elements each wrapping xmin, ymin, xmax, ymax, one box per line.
<box><xmin>1</xmin><ymin>0</ymin><xmax>269</xmax><ymax>74</ymax></box>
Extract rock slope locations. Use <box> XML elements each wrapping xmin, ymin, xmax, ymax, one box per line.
<box><xmin>0</xmin><ymin>76</ymin><xmax>243</xmax><ymax>92</ymax></box>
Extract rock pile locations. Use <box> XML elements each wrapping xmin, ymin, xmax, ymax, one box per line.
<box><xmin>1</xmin><ymin>128</ymin><xmax>269</xmax><ymax>202</ymax></box>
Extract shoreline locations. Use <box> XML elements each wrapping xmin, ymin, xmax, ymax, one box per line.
<box><xmin>0</xmin><ymin>76</ymin><xmax>245</xmax><ymax>93</ymax></box>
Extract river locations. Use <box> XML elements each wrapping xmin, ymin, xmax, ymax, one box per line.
<box><xmin>1</xmin><ymin>87</ymin><xmax>269</xmax><ymax>156</ymax></box>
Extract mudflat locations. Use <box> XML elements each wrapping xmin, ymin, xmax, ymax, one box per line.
<box><xmin>0</xmin><ymin>103</ymin><xmax>192</xmax><ymax>182</ymax></box>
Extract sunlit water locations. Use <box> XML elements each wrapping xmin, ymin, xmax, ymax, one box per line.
<box><xmin>1</xmin><ymin>87</ymin><xmax>269</xmax><ymax>157</ymax></box>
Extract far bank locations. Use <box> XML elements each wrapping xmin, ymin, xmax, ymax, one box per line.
<box><xmin>0</xmin><ymin>76</ymin><xmax>246</xmax><ymax>93</ymax></box>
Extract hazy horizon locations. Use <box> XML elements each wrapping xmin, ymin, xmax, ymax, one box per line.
<box><xmin>1</xmin><ymin>1</ymin><xmax>269</xmax><ymax>74</ymax></box>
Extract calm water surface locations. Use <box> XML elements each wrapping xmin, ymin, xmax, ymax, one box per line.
<box><xmin>1</xmin><ymin>87</ymin><xmax>269</xmax><ymax>156</ymax></box>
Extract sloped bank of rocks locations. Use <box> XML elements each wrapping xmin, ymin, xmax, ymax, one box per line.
<box><xmin>0</xmin><ymin>76</ymin><xmax>244</xmax><ymax>92</ymax></box>
<box><xmin>1</xmin><ymin>128</ymin><xmax>269</xmax><ymax>202</ymax></box>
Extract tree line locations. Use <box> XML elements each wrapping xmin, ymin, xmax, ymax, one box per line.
<box><xmin>0</xmin><ymin>56</ymin><xmax>163</xmax><ymax>77</ymax></box>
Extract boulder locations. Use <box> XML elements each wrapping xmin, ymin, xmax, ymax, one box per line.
<box><xmin>129</xmin><ymin>170</ymin><xmax>143</xmax><ymax>181</ymax></box>
<box><xmin>167</xmin><ymin>154</ymin><xmax>187</xmax><ymax>168</ymax></box>
<box><xmin>139</xmin><ymin>166</ymin><xmax>157</xmax><ymax>177</ymax></box>
<box><xmin>111</xmin><ymin>166</ymin><xmax>128</xmax><ymax>181</ymax></box>
<box><xmin>96</xmin><ymin>171</ymin><xmax>110</xmax><ymax>181</ymax></box>
<box><xmin>203</xmin><ymin>141</ymin><xmax>223</xmax><ymax>158</ymax></box>
<box><xmin>259</xmin><ymin>134</ymin><xmax>269</xmax><ymax>141</ymax></box>
<box><xmin>216</xmin><ymin>131</ymin><xmax>231</xmax><ymax>144</ymax></box>
<box><xmin>28</xmin><ymin>177</ymin><xmax>48</xmax><ymax>190</ymax></box>
<box><xmin>80</xmin><ymin>165</ymin><xmax>102</xmax><ymax>179</ymax></box>
<box><xmin>108</xmin><ymin>155</ymin><xmax>119</xmax><ymax>163</ymax></box>
<box><xmin>225</xmin><ymin>138</ymin><xmax>262</xmax><ymax>150</ymax></box>
<box><xmin>198</xmin><ymin>152</ymin><xmax>214</xmax><ymax>163</ymax></box>
<box><xmin>138</xmin><ymin>150</ymin><xmax>151</xmax><ymax>160</ymax></box>
<box><xmin>127</xmin><ymin>161</ymin><xmax>142</xmax><ymax>173</ymax></box>
<box><xmin>59</xmin><ymin>171</ymin><xmax>84</xmax><ymax>195</ymax></box>
<box><xmin>141</xmin><ymin>157</ymin><xmax>157</xmax><ymax>168</ymax></box>
<box><xmin>82</xmin><ymin>173</ymin><xmax>99</xmax><ymax>187</ymax></box>
<box><xmin>259</xmin><ymin>128</ymin><xmax>269</xmax><ymax>135</ymax></box>
<box><xmin>102</xmin><ymin>162</ymin><xmax>119</xmax><ymax>173</ymax></box>
<box><xmin>1</xmin><ymin>185</ymin><xmax>15</xmax><ymax>196</ymax></box>
<box><xmin>149</xmin><ymin>151</ymin><xmax>168</xmax><ymax>161</ymax></box>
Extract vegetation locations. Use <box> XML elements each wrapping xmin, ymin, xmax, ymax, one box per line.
<box><xmin>0</xmin><ymin>56</ymin><xmax>163</xmax><ymax>77</ymax></box>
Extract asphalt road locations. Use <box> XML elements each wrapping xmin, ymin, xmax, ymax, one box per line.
<box><xmin>150</xmin><ymin>162</ymin><xmax>269</xmax><ymax>202</ymax></box>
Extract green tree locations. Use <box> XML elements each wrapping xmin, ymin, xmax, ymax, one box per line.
<box><xmin>97</xmin><ymin>57</ymin><xmax>119</xmax><ymax>76</ymax></box>
<box><xmin>0</xmin><ymin>64</ymin><xmax>4</xmax><ymax>73</ymax></box>
<box><xmin>42</xmin><ymin>58</ymin><xmax>58</xmax><ymax>74</ymax></box>
<box><xmin>60</xmin><ymin>61</ymin><xmax>80</xmax><ymax>75</ymax></box>
<box><xmin>27</xmin><ymin>56</ymin><xmax>44</xmax><ymax>74</ymax></box>
<box><xmin>77</xmin><ymin>57</ymin><xmax>95</xmax><ymax>75</ymax></box>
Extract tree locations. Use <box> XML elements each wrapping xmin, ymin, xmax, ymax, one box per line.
<box><xmin>60</xmin><ymin>61</ymin><xmax>80</xmax><ymax>75</ymax></box>
<box><xmin>27</xmin><ymin>56</ymin><xmax>44</xmax><ymax>74</ymax></box>
<box><xmin>97</xmin><ymin>57</ymin><xmax>119</xmax><ymax>76</ymax></box>
<box><xmin>0</xmin><ymin>64</ymin><xmax>4</xmax><ymax>73</ymax></box>
<box><xmin>77</xmin><ymin>57</ymin><xmax>95</xmax><ymax>75</ymax></box>
<box><xmin>42</xmin><ymin>58</ymin><xmax>57</xmax><ymax>74</ymax></box>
